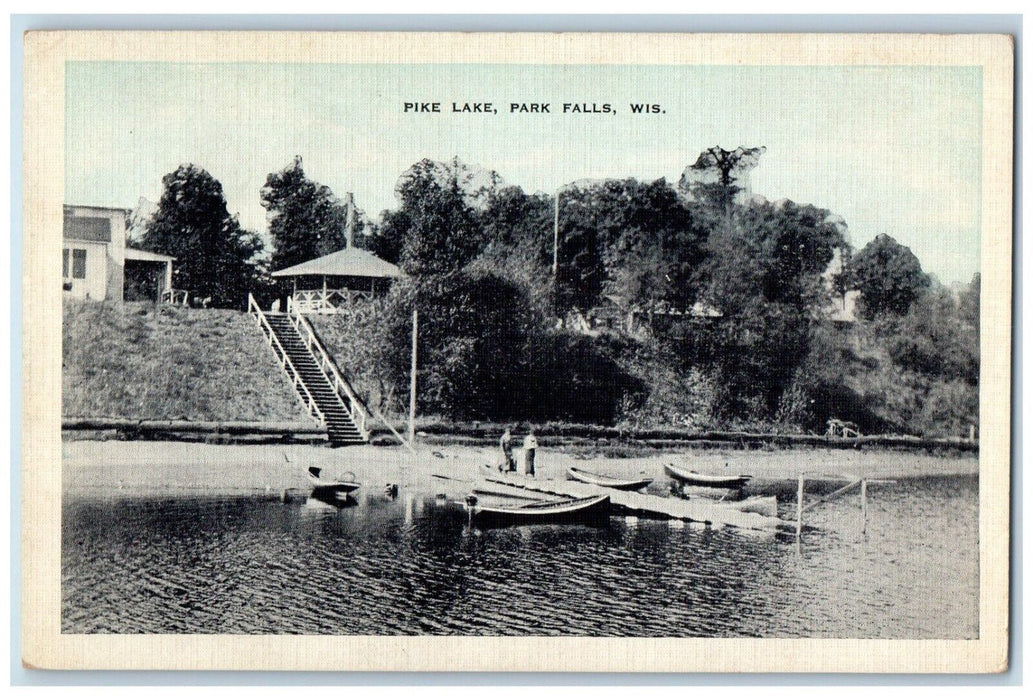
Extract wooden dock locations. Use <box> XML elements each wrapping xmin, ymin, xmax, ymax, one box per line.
<box><xmin>480</xmin><ymin>472</ymin><xmax>791</xmax><ymax>533</ymax></box>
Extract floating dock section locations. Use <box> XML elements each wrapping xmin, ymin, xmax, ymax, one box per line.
<box><xmin>481</xmin><ymin>473</ymin><xmax>790</xmax><ymax>533</ymax></box>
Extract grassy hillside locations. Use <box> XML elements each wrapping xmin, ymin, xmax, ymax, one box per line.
<box><xmin>63</xmin><ymin>300</ymin><xmax>309</xmax><ymax>422</ymax></box>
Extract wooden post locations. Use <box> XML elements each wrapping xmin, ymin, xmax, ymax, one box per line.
<box><xmin>861</xmin><ymin>479</ymin><xmax>868</xmax><ymax>535</ymax></box>
<box><xmin>795</xmin><ymin>473</ymin><xmax>805</xmax><ymax>543</ymax></box>
<box><xmin>408</xmin><ymin>308</ymin><xmax>418</xmax><ymax>446</ymax></box>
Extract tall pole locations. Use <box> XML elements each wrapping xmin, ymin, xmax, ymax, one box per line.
<box><xmin>408</xmin><ymin>308</ymin><xmax>418</xmax><ymax>446</ymax></box>
<box><xmin>553</xmin><ymin>190</ymin><xmax>560</xmax><ymax>276</ymax></box>
<box><xmin>553</xmin><ymin>189</ymin><xmax>561</xmax><ymax>320</ymax></box>
<box><xmin>345</xmin><ymin>192</ymin><xmax>356</xmax><ymax>249</ymax></box>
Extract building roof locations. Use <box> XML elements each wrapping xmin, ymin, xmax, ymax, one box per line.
<box><xmin>125</xmin><ymin>247</ymin><xmax>176</xmax><ymax>262</ymax></box>
<box><xmin>64</xmin><ymin>215</ymin><xmax>112</xmax><ymax>243</ymax></box>
<box><xmin>271</xmin><ymin>247</ymin><xmax>404</xmax><ymax>279</ymax></box>
<box><xmin>64</xmin><ymin>204</ymin><xmax>132</xmax><ymax>215</ymax></box>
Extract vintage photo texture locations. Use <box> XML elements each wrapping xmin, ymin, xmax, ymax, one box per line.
<box><xmin>22</xmin><ymin>32</ymin><xmax>1013</xmax><ymax>671</ymax></box>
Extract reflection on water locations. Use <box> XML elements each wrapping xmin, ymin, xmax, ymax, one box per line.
<box><xmin>62</xmin><ymin>475</ymin><xmax>978</xmax><ymax>637</ymax></box>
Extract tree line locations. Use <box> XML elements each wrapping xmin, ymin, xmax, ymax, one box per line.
<box><xmin>132</xmin><ymin>149</ymin><xmax>979</xmax><ymax>435</ymax></box>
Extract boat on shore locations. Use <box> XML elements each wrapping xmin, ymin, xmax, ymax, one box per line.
<box><xmin>567</xmin><ymin>467</ymin><xmax>653</xmax><ymax>491</ymax></box>
<box><xmin>306</xmin><ymin>466</ymin><xmax>361</xmax><ymax>501</ymax></box>
<box><xmin>464</xmin><ymin>493</ymin><xmax>611</xmax><ymax>526</ymax></box>
<box><xmin>664</xmin><ymin>463</ymin><xmax>752</xmax><ymax>490</ymax></box>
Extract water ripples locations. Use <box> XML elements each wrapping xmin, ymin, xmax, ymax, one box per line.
<box><xmin>62</xmin><ymin>476</ymin><xmax>978</xmax><ymax>638</ymax></box>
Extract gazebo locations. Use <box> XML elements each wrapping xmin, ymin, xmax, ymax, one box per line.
<box><xmin>271</xmin><ymin>246</ymin><xmax>404</xmax><ymax>314</ymax></box>
<box><xmin>271</xmin><ymin>193</ymin><xmax>405</xmax><ymax>314</ymax></box>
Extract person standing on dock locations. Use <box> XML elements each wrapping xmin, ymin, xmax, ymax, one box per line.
<box><xmin>499</xmin><ymin>428</ymin><xmax>515</xmax><ymax>472</ymax></box>
<box><xmin>522</xmin><ymin>429</ymin><xmax>538</xmax><ymax>477</ymax></box>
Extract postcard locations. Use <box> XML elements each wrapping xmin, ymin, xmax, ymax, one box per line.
<box><xmin>22</xmin><ymin>31</ymin><xmax>1012</xmax><ymax>672</ymax></box>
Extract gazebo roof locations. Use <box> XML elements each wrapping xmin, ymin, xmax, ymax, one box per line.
<box><xmin>271</xmin><ymin>247</ymin><xmax>404</xmax><ymax>279</ymax></box>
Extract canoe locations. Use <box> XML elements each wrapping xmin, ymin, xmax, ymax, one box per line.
<box><xmin>306</xmin><ymin>466</ymin><xmax>360</xmax><ymax>500</ymax></box>
<box><xmin>465</xmin><ymin>493</ymin><xmax>610</xmax><ymax>526</ymax></box>
<box><xmin>567</xmin><ymin>467</ymin><xmax>653</xmax><ymax>491</ymax></box>
<box><xmin>664</xmin><ymin>464</ymin><xmax>751</xmax><ymax>489</ymax></box>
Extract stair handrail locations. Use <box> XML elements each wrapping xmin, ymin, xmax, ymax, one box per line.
<box><xmin>289</xmin><ymin>308</ymin><xmax>416</xmax><ymax>454</ymax></box>
<box><xmin>284</xmin><ymin>306</ymin><xmax>372</xmax><ymax>441</ymax></box>
<box><xmin>247</xmin><ymin>293</ymin><xmax>326</xmax><ymax>427</ymax></box>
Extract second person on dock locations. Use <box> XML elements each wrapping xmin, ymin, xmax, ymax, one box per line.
<box><xmin>522</xmin><ymin>429</ymin><xmax>538</xmax><ymax>477</ymax></box>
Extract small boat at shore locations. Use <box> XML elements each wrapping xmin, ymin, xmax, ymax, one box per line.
<box><xmin>567</xmin><ymin>467</ymin><xmax>653</xmax><ymax>491</ymax></box>
<box><xmin>306</xmin><ymin>466</ymin><xmax>360</xmax><ymax>501</ymax></box>
<box><xmin>464</xmin><ymin>493</ymin><xmax>610</xmax><ymax>526</ymax></box>
<box><xmin>664</xmin><ymin>464</ymin><xmax>751</xmax><ymax>490</ymax></box>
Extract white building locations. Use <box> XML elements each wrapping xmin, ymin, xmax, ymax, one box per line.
<box><xmin>63</xmin><ymin>204</ymin><xmax>175</xmax><ymax>302</ymax></box>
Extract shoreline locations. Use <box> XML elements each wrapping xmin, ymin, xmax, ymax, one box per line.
<box><xmin>63</xmin><ymin>438</ymin><xmax>979</xmax><ymax>500</ymax></box>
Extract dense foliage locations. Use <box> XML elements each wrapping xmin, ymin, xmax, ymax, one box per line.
<box><xmin>139</xmin><ymin>164</ymin><xmax>265</xmax><ymax>308</ymax></box>
<box><xmin>261</xmin><ymin>156</ymin><xmax>369</xmax><ymax>272</ymax></box>
<box><xmin>847</xmin><ymin>233</ymin><xmax>931</xmax><ymax>319</ymax></box>
<box><xmin>314</xmin><ymin>151</ymin><xmax>978</xmax><ymax>436</ymax></box>
<box><xmin>124</xmin><ymin>149</ymin><xmax>979</xmax><ymax>437</ymax></box>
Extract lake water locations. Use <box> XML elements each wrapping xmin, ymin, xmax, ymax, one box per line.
<box><xmin>62</xmin><ymin>475</ymin><xmax>978</xmax><ymax>637</ymax></box>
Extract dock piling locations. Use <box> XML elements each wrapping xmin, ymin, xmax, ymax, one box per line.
<box><xmin>795</xmin><ymin>474</ymin><xmax>804</xmax><ymax>542</ymax></box>
<box><xmin>861</xmin><ymin>479</ymin><xmax>868</xmax><ymax>535</ymax></box>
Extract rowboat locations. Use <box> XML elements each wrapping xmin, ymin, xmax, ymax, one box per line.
<box><xmin>664</xmin><ymin>463</ymin><xmax>752</xmax><ymax>490</ymax></box>
<box><xmin>464</xmin><ymin>493</ymin><xmax>610</xmax><ymax>526</ymax></box>
<box><xmin>306</xmin><ymin>466</ymin><xmax>360</xmax><ymax>500</ymax></box>
<box><xmin>566</xmin><ymin>467</ymin><xmax>653</xmax><ymax>491</ymax></box>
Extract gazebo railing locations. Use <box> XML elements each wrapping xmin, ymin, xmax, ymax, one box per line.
<box><xmin>290</xmin><ymin>288</ymin><xmax>376</xmax><ymax>314</ymax></box>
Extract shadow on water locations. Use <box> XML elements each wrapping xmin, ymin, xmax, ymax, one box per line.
<box><xmin>62</xmin><ymin>475</ymin><xmax>979</xmax><ymax>638</ymax></box>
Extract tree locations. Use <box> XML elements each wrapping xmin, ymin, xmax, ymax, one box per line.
<box><xmin>375</xmin><ymin>272</ymin><xmax>540</xmax><ymax>419</ymax></box>
<box><xmin>261</xmin><ymin>156</ymin><xmax>364</xmax><ymax>272</ymax></box>
<box><xmin>600</xmin><ymin>179</ymin><xmax>709</xmax><ymax>314</ymax></box>
<box><xmin>140</xmin><ymin>164</ymin><xmax>265</xmax><ymax>308</ymax></box>
<box><xmin>685</xmin><ymin>198</ymin><xmax>846</xmax><ymax>419</ymax></box>
<box><xmin>959</xmin><ymin>272</ymin><xmax>980</xmax><ymax>329</ymax></box>
<box><xmin>473</xmin><ymin>186</ymin><xmax>555</xmax><ymax>314</ymax></box>
<box><xmin>679</xmin><ymin>145</ymin><xmax>767</xmax><ymax>213</ymax></box>
<box><xmin>886</xmin><ymin>284</ymin><xmax>979</xmax><ymax>385</ymax></box>
<box><xmin>553</xmin><ymin>178</ymin><xmax>707</xmax><ymax>313</ymax></box>
<box><xmin>847</xmin><ymin>233</ymin><xmax>931</xmax><ymax>319</ymax></box>
<box><xmin>382</xmin><ymin>159</ymin><xmax>488</xmax><ymax>277</ymax></box>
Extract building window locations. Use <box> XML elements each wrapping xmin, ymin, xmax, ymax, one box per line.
<box><xmin>62</xmin><ymin>249</ymin><xmax>70</xmax><ymax>278</ymax></box>
<box><xmin>72</xmin><ymin>249</ymin><xmax>87</xmax><ymax>279</ymax></box>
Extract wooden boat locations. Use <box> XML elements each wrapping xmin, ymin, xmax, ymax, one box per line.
<box><xmin>566</xmin><ymin>467</ymin><xmax>653</xmax><ymax>491</ymax></box>
<box><xmin>464</xmin><ymin>493</ymin><xmax>610</xmax><ymax>526</ymax></box>
<box><xmin>306</xmin><ymin>466</ymin><xmax>360</xmax><ymax>500</ymax></box>
<box><xmin>664</xmin><ymin>463</ymin><xmax>751</xmax><ymax>490</ymax></box>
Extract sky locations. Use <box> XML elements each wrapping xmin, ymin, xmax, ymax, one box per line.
<box><xmin>65</xmin><ymin>62</ymin><xmax>982</xmax><ymax>284</ymax></box>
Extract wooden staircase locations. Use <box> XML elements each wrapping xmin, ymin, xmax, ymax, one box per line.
<box><xmin>248</xmin><ymin>294</ymin><xmax>369</xmax><ymax>446</ymax></box>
